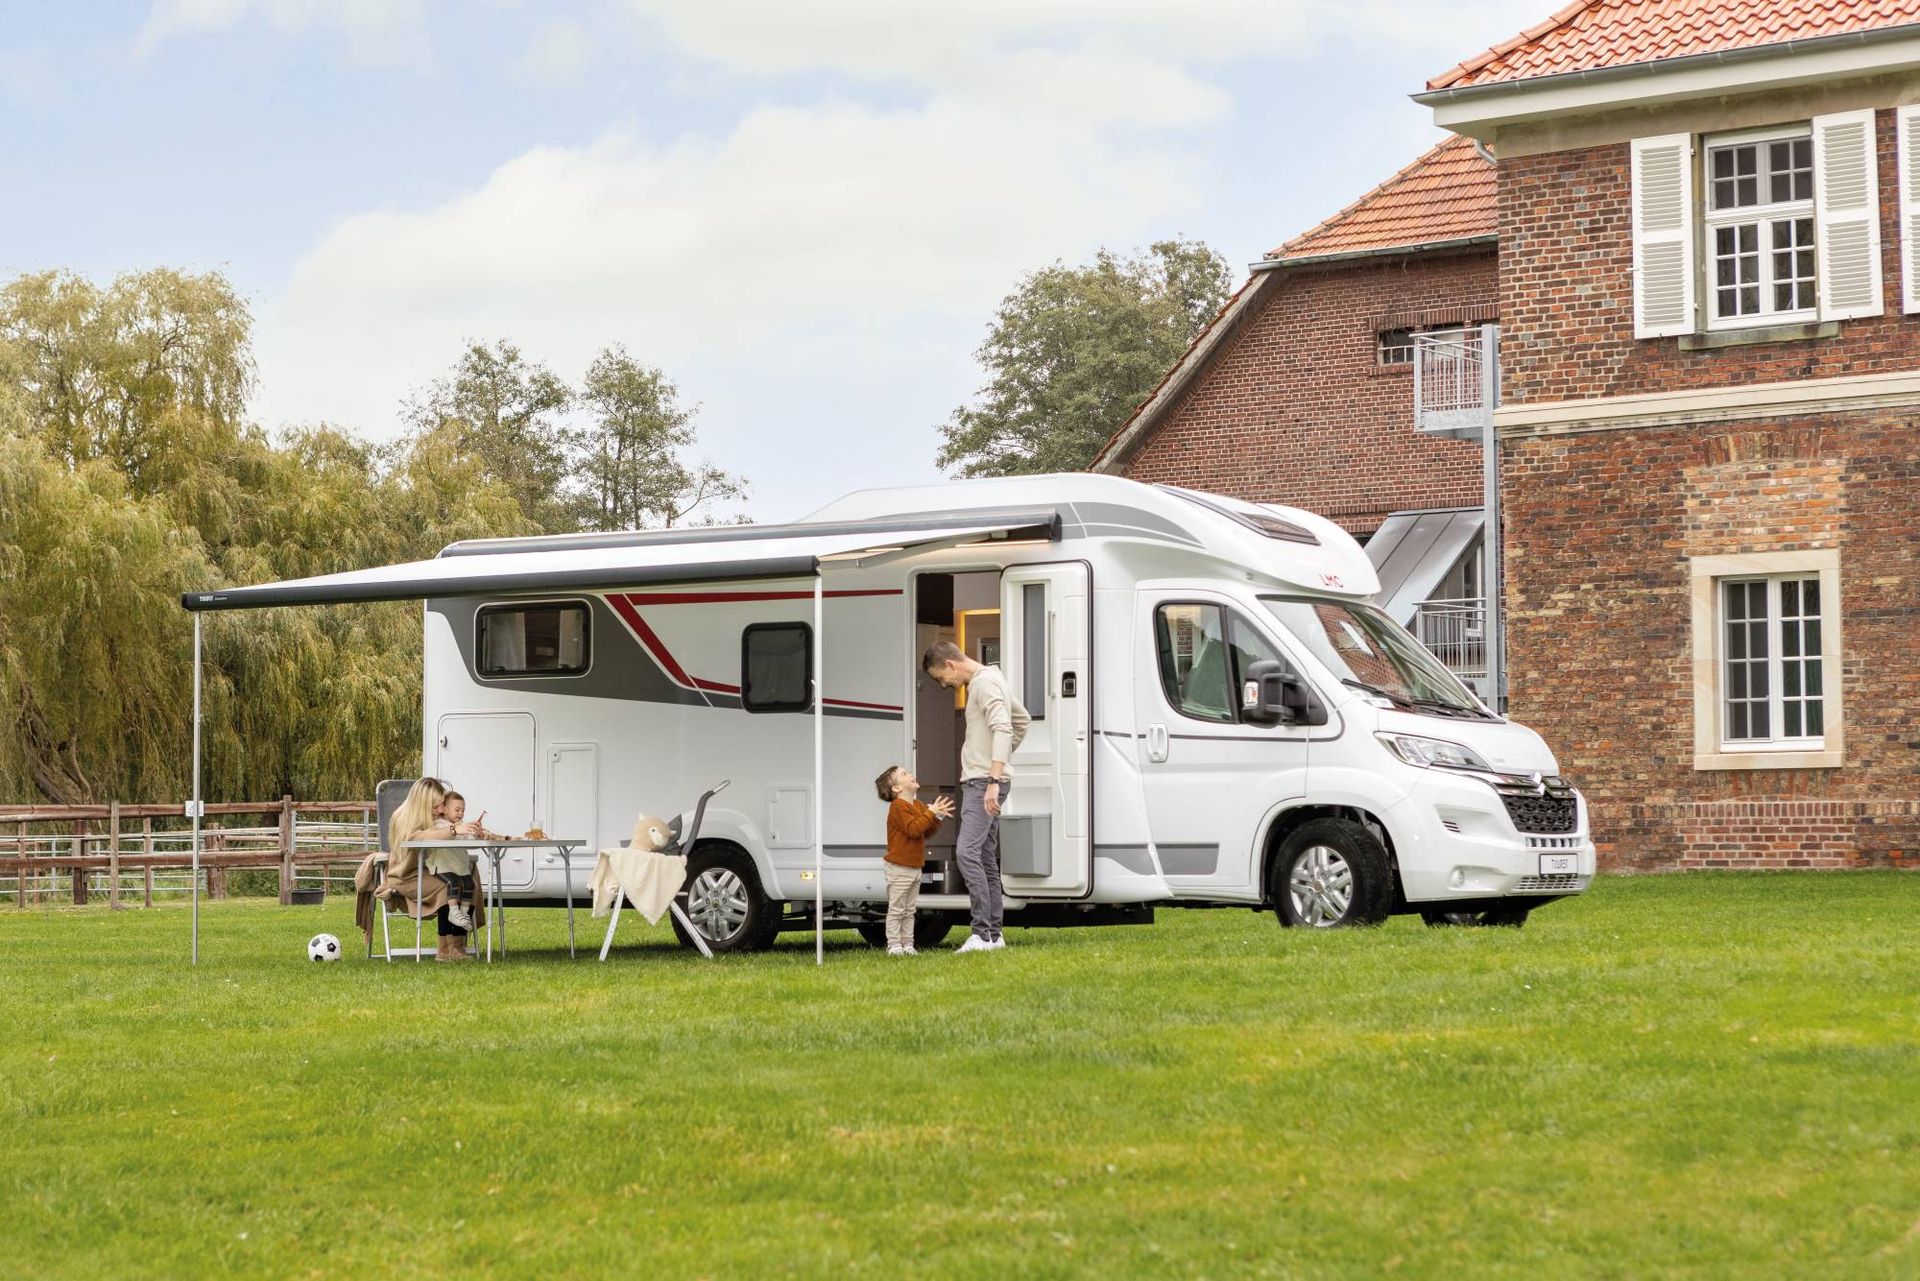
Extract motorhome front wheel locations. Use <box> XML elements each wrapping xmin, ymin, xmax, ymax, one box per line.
<box><xmin>1270</xmin><ymin>818</ymin><xmax>1392</xmax><ymax>929</ymax></box>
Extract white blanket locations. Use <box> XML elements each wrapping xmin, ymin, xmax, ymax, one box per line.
<box><xmin>589</xmin><ymin>848</ymin><xmax>688</xmax><ymax>925</ymax></box>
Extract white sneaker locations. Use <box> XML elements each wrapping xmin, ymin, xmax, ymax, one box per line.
<box><xmin>446</xmin><ymin>901</ymin><xmax>473</xmax><ymax>931</ymax></box>
<box><xmin>954</xmin><ymin>934</ymin><xmax>994</xmax><ymax>954</ymax></box>
<box><xmin>986</xmin><ymin>936</ymin><xmax>1007</xmax><ymax>950</ymax></box>
<box><xmin>886</xmin><ymin>946</ymin><xmax>905</xmax><ymax>956</ymax></box>
<box><xmin>904</xmin><ymin>947</ymin><xmax>917</xmax><ymax>956</ymax></box>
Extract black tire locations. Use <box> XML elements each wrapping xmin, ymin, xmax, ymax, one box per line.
<box><xmin>856</xmin><ymin>916</ymin><xmax>957</xmax><ymax>950</ymax></box>
<box><xmin>1421</xmin><ymin>904</ymin><xmax>1531</xmax><ymax>929</ymax></box>
<box><xmin>1269</xmin><ymin>817</ymin><xmax>1392</xmax><ymax>928</ymax></box>
<box><xmin>670</xmin><ymin>843</ymin><xmax>776</xmax><ymax>954</ymax></box>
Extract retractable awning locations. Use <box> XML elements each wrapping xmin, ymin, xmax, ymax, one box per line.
<box><xmin>181</xmin><ymin>507</ymin><xmax>1059</xmax><ymax>612</ymax></box>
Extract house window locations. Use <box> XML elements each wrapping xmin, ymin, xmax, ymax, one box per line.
<box><xmin>1704</xmin><ymin>129</ymin><xmax>1815</xmax><ymax>326</ymax></box>
<box><xmin>1377</xmin><ymin>329</ymin><xmax>1415</xmax><ymax>365</ymax></box>
<box><xmin>476</xmin><ymin>601</ymin><xmax>590</xmax><ymax>677</ymax></box>
<box><xmin>1688</xmin><ymin>550</ymin><xmax>1842</xmax><ymax>770</ymax></box>
<box><xmin>1720</xmin><ymin>576</ymin><xmax>1823</xmax><ymax>743</ymax></box>
<box><xmin>741</xmin><ymin>622</ymin><xmax>812</xmax><ymax>713</ymax></box>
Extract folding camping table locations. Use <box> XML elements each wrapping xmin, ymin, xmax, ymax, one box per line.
<box><xmin>400</xmin><ymin>837</ymin><xmax>585</xmax><ymax>961</ymax></box>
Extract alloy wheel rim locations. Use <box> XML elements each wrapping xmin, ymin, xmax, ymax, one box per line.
<box><xmin>687</xmin><ymin>868</ymin><xmax>750</xmax><ymax>941</ymax></box>
<box><xmin>1288</xmin><ymin>845</ymin><xmax>1354</xmax><ymax>927</ymax></box>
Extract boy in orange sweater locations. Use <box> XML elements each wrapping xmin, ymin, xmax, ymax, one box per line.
<box><xmin>874</xmin><ymin>765</ymin><xmax>956</xmax><ymax>955</ymax></box>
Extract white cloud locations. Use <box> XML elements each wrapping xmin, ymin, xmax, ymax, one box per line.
<box><xmin>134</xmin><ymin>0</ymin><xmax>433</xmax><ymax>67</ymax></box>
<box><xmin>512</xmin><ymin>17</ymin><xmax>594</xmax><ymax>87</ymax></box>
<box><xmin>254</xmin><ymin>94</ymin><xmax>1198</xmax><ymax>513</ymax></box>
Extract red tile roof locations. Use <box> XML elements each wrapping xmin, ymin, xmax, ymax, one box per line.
<box><xmin>1430</xmin><ymin>0</ymin><xmax>1920</xmax><ymax>91</ymax></box>
<box><xmin>1271</xmin><ymin>134</ymin><xmax>1496</xmax><ymax>260</ymax></box>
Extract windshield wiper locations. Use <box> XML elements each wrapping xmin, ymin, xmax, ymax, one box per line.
<box><xmin>1342</xmin><ymin>677</ymin><xmax>1411</xmax><ymax>706</ymax></box>
<box><xmin>1404</xmin><ymin>696</ymin><xmax>1491</xmax><ymax>720</ymax></box>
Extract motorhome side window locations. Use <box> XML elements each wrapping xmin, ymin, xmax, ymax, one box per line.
<box><xmin>476</xmin><ymin>602</ymin><xmax>589</xmax><ymax>677</ymax></box>
<box><xmin>742</xmin><ymin>622</ymin><xmax>812</xmax><ymax>713</ymax></box>
<box><xmin>1153</xmin><ymin>603</ymin><xmax>1285</xmax><ymax>725</ymax></box>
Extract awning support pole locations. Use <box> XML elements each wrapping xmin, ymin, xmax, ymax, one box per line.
<box><xmin>813</xmin><ymin>573</ymin><xmax>824</xmax><ymax>966</ymax></box>
<box><xmin>191</xmin><ymin>612</ymin><xmax>203</xmax><ymax>966</ymax></box>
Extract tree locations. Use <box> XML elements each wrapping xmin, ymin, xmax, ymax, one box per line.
<box><xmin>577</xmin><ymin>345</ymin><xmax>746</xmax><ymax>529</ymax></box>
<box><xmin>403</xmin><ymin>340</ymin><xmax>582</xmax><ymax>533</ymax></box>
<box><xmin>936</xmin><ymin>238</ymin><xmax>1232</xmax><ymax>477</ymax></box>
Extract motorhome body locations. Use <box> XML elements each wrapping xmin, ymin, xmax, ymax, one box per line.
<box><xmin>182</xmin><ymin>473</ymin><xmax>1594</xmax><ymax>950</ymax></box>
<box><xmin>414</xmin><ymin>474</ymin><xmax>1593</xmax><ymax>948</ymax></box>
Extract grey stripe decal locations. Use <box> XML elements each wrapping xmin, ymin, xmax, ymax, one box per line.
<box><xmin>1066</xmin><ymin>501</ymin><xmax>1202</xmax><ymax>547</ymax></box>
<box><xmin>1095</xmin><ymin>845</ymin><xmax>1155</xmax><ymax>875</ymax></box>
<box><xmin>1157</xmin><ymin>844</ymin><xmax>1219</xmax><ymax>876</ymax></box>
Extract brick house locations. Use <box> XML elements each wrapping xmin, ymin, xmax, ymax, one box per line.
<box><xmin>1092</xmin><ymin>138</ymin><xmax>1505</xmax><ymax>684</ymax></box>
<box><xmin>1419</xmin><ymin>0</ymin><xmax>1920</xmax><ymax>868</ymax></box>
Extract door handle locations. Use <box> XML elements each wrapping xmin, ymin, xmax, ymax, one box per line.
<box><xmin>1146</xmin><ymin>724</ymin><xmax>1170</xmax><ymax>763</ymax></box>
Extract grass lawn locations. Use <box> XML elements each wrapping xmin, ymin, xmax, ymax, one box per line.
<box><xmin>3</xmin><ymin>874</ymin><xmax>1918</xmax><ymax>1279</ymax></box>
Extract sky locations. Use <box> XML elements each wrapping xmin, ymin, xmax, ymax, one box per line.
<box><xmin>0</xmin><ymin>0</ymin><xmax>1551</xmax><ymax>523</ymax></box>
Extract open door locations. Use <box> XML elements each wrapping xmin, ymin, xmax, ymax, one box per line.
<box><xmin>998</xmin><ymin>562</ymin><xmax>1091</xmax><ymax>897</ymax></box>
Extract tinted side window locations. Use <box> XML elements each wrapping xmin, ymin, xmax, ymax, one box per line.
<box><xmin>477</xmin><ymin>602</ymin><xmax>590</xmax><ymax>677</ymax></box>
<box><xmin>742</xmin><ymin>623</ymin><xmax>812</xmax><ymax>713</ymax></box>
<box><xmin>1155</xmin><ymin>603</ymin><xmax>1233</xmax><ymax>723</ymax></box>
<box><xmin>1155</xmin><ymin>602</ymin><xmax>1293</xmax><ymax>725</ymax></box>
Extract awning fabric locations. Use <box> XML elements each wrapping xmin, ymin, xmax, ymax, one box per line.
<box><xmin>181</xmin><ymin>509</ymin><xmax>1058</xmax><ymax>613</ymax></box>
<box><xmin>1365</xmin><ymin>507</ymin><xmax>1484</xmax><ymax>624</ymax></box>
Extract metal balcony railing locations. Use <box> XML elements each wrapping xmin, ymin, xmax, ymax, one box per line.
<box><xmin>1413</xmin><ymin>324</ymin><xmax>1498</xmax><ymax>440</ymax></box>
<box><xmin>1412</xmin><ymin>597</ymin><xmax>1488</xmax><ymax>690</ymax></box>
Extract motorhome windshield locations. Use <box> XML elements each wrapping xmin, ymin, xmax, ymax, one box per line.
<box><xmin>1261</xmin><ymin>597</ymin><xmax>1490</xmax><ymax>718</ymax></box>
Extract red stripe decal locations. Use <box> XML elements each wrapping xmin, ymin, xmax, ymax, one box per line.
<box><xmin>606</xmin><ymin>594</ymin><xmax>697</xmax><ymax>689</ymax></box>
<box><xmin>608</xmin><ymin>592</ymin><xmax>903</xmax><ymax>713</ymax></box>
<box><xmin>617</xmin><ymin>589</ymin><xmax>902</xmax><ymax>605</ymax></box>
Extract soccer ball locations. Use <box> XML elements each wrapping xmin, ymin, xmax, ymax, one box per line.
<box><xmin>308</xmin><ymin>932</ymin><xmax>343</xmax><ymax>962</ymax></box>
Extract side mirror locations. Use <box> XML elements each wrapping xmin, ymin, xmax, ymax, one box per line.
<box><xmin>1240</xmin><ymin>660</ymin><xmax>1328</xmax><ymax>727</ymax></box>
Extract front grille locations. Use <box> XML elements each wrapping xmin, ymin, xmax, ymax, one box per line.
<box><xmin>1526</xmin><ymin>834</ymin><xmax>1582</xmax><ymax>851</ymax></box>
<box><xmin>1512</xmin><ymin>873</ymin><xmax>1584</xmax><ymax>893</ymax></box>
<box><xmin>1502</xmin><ymin>791</ymin><xmax>1578</xmax><ymax>834</ymax></box>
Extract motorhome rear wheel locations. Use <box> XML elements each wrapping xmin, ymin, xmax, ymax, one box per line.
<box><xmin>1270</xmin><ymin>818</ymin><xmax>1392</xmax><ymax>928</ymax></box>
<box><xmin>672</xmin><ymin>844</ymin><xmax>779</xmax><ymax>953</ymax></box>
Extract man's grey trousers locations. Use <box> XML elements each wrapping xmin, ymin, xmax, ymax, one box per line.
<box><xmin>955</xmin><ymin>776</ymin><xmax>1010</xmax><ymax>940</ymax></box>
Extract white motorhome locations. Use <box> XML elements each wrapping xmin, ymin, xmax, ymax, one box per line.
<box><xmin>188</xmin><ymin>474</ymin><xmax>1593</xmax><ymax>950</ymax></box>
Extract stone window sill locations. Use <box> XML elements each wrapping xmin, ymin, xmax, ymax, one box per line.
<box><xmin>1678</xmin><ymin>321</ymin><xmax>1840</xmax><ymax>351</ymax></box>
<box><xmin>1693</xmin><ymin>747</ymin><xmax>1843</xmax><ymax>771</ymax></box>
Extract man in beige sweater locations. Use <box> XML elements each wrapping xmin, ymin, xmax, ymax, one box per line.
<box><xmin>921</xmin><ymin>640</ymin><xmax>1030</xmax><ymax>952</ymax></box>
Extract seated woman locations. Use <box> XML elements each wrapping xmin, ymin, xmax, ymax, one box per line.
<box><xmin>385</xmin><ymin>776</ymin><xmax>483</xmax><ymax>962</ymax></box>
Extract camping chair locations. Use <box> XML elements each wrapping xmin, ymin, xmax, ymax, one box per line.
<box><xmin>369</xmin><ymin>777</ymin><xmax>476</xmax><ymax>962</ymax></box>
<box><xmin>598</xmin><ymin>780</ymin><xmax>728</xmax><ymax>961</ymax></box>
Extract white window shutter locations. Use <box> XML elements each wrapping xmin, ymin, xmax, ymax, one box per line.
<box><xmin>1814</xmin><ymin>108</ymin><xmax>1883</xmax><ymax>320</ymax></box>
<box><xmin>1630</xmin><ymin>134</ymin><xmax>1695</xmax><ymax>338</ymax></box>
<box><xmin>1898</xmin><ymin>105</ymin><xmax>1920</xmax><ymax>313</ymax></box>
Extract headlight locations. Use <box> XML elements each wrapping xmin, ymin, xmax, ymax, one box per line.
<box><xmin>1375</xmin><ymin>732</ymin><xmax>1492</xmax><ymax>770</ymax></box>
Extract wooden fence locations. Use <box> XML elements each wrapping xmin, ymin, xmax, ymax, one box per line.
<box><xmin>0</xmin><ymin>799</ymin><xmax>379</xmax><ymax>909</ymax></box>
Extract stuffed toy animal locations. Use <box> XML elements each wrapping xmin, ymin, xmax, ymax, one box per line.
<box><xmin>630</xmin><ymin>814</ymin><xmax>675</xmax><ymax>853</ymax></box>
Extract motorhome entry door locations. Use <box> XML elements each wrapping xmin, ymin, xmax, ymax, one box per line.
<box><xmin>998</xmin><ymin>562</ymin><xmax>1091</xmax><ymax>897</ymax></box>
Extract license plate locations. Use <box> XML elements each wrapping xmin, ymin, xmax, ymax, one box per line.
<box><xmin>1538</xmin><ymin>853</ymin><xmax>1577</xmax><ymax>875</ymax></box>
